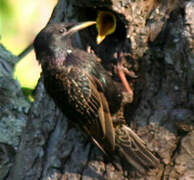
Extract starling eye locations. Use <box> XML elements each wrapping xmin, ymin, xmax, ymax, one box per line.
<box><xmin>59</xmin><ymin>28</ymin><xmax>65</xmax><ymax>33</ymax></box>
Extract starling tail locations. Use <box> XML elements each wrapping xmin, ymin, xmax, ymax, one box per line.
<box><xmin>114</xmin><ymin>125</ymin><xmax>159</xmax><ymax>174</ymax></box>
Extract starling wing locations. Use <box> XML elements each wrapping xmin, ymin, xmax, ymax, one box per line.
<box><xmin>43</xmin><ymin>64</ymin><xmax>116</xmax><ymax>152</ymax></box>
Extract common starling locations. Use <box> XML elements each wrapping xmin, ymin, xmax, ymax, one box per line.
<box><xmin>33</xmin><ymin>21</ymin><xmax>159</xmax><ymax>174</ymax></box>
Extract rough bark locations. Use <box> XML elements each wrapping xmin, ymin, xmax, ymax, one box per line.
<box><xmin>0</xmin><ymin>0</ymin><xmax>193</xmax><ymax>179</ymax></box>
<box><xmin>0</xmin><ymin>45</ymin><xmax>30</xmax><ymax>179</ymax></box>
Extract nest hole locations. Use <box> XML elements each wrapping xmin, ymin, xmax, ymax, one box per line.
<box><xmin>74</xmin><ymin>7</ymin><xmax>128</xmax><ymax>63</ymax></box>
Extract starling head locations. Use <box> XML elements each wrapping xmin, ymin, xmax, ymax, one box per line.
<box><xmin>33</xmin><ymin>21</ymin><xmax>96</xmax><ymax>62</ymax></box>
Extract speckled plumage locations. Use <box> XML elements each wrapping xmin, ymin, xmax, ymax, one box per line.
<box><xmin>33</xmin><ymin>22</ymin><xmax>159</xmax><ymax>174</ymax></box>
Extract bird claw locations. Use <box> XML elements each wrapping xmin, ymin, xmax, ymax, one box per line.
<box><xmin>122</xmin><ymin>67</ymin><xmax>138</xmax><ymax>79</ymax></box>
<box><xmin>87</xmin><ymin>45</ymin><xmax>101</xmax><ymax>63</ymax></box>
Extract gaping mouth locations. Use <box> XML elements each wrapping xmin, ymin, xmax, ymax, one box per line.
<box><xmin>96</xmin><ymin>11</ymin><xmax>117</xmax><ymax>44</ymax></box>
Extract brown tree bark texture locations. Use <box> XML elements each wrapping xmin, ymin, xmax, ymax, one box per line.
<box><xmin>4</xmin><ymin>0</ymin><xmax>194</xmax><ymax>179</ymax></box>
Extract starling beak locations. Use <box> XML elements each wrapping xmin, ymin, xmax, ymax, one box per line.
<box><xmin>34</xmin><ymin>22</ymin><xmax>159</xmax><ymax>175</ymax></box>
<box><xmin>68</xmin><ymin>21</ymin><xmax>96</xmax><ymax>34</ymax></box>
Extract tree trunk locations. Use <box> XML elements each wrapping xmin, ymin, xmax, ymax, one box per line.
<box><xmin>1</xmin><ymin>0</ymin><xmax>194</xmax><ymax>179</ymax></box>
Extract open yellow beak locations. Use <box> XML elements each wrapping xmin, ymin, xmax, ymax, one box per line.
<box><xmin>96</xmin><ymin>11</ymin><xmax>117</xmax><ymax>44</ymax></box>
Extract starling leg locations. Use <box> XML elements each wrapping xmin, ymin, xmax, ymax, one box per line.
<box><xmin>116</xmin><ymin>54</ymin><xmax>134</xmax><ymax>103</ymax></box>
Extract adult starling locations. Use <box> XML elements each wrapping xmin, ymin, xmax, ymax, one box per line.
<box><xmin>33</xmin><ymin>21</ymin><xmax>159</xmax><ymax>174</ymax></box>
